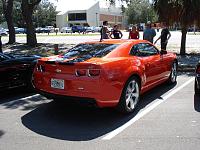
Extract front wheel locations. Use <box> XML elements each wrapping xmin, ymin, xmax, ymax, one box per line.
<box><xmin>168</xmin><ymin>61</ymin><xmax>177</xmax><ymax>84</ymax></box>
<box><xmin>117</xmin><ymin>76</ymin><xmax>140</xmax><ymax>113</ymax></box>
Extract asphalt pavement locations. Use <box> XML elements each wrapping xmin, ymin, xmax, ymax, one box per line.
<box><xmin>0</xmin><ymin>73</ymin><xmax>199</xmax><ymax>150</ymax></box>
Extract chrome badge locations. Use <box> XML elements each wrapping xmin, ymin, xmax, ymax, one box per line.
<box><xmin>55</xmin><ymin>69</ymin><xmax>62</xmax><ymax>73</ymax></box>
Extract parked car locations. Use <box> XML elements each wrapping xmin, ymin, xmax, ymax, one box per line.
<box><xmin>84</xmin><ymin>26</ymin><xmax>101</xmax><ymax>33</ymax></box>
<box><xmin>195</xmin><ymin>61</ymin><xmax>200</xmax><ymax>95</ymax></box>
<box><xmin>36</xmin><ymin>27</ymin><xmax>51</xmax><ymax>33</ymax></box>
<box><xmin>15</xmin><ymin>28</ymin><xmax>26</xmax><ymax>34</ymax></box>
<box><xmin>60</xmin><ymin>27</ymin><xmax>72</xmax><ymax>33</ymax></box>
<box><xmin>0</xmin><ymin>53</ymin><xmax>40</xmax><ymax>91</ymax></box>
<box><xmin>33</xmin><ymin>39</ymin><xmax>177</xmax><ymax>113</ymax></box>
<box><xmin>0</xmin><ymin>27</ymin><xmax>8</xmax><ymax>36</ymax></box>
<box><xmin>72</xmin><ymin>25</ymin><xmax>85</xmax><ymax>33</ymax></box>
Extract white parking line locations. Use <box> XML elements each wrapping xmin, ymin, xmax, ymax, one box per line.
<box><xmin>102</xmin><ymin>77</ymin><xmax>194</xmax><ymax>140</ymax></box>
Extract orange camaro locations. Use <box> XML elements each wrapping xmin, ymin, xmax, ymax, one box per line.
<box><xmin>33</xmin><ymin>39</ymin><xmax>177</xmax><ymax>113</ymax></box>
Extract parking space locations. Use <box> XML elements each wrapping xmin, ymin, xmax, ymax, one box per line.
<box><xmin>0</xmin><ymin>74</ymin><xmax>199</xmax><ymax>150</ymax></box>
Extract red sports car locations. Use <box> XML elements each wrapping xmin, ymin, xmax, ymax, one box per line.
<box><xmin>32</xmin><ymin>39</ymin><xmax>177</xmax><ymax>113</ymax></box>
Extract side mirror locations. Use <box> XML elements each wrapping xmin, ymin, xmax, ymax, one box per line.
<box><xmin>160</xmin><ymin>50</ymin><xmax>167</xmax><ymax>55</ymax></box>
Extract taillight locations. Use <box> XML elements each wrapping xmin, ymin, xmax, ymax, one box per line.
<box><xmin>75</xmin><ymin>69</ymin><xmax>100</xmax><ymax>77</ymax></box>
<box><xmin>75</xmin><ymin>69</ymin><xmax>87</xmax><ymax>76</ymax></box>
<box><xmin>88</xmin><ymin>69</ymin><xmax>100</xmax><ymax>76</ymax></box>
<box><xmin>196</xmin><ymin>66</ymin><xmax>200</xmax><ymax>74</ymax></box>
<box><xmin>36</xmin><ymin>64</ymin><xmax>45</xmax><ymax>72</ymax></box>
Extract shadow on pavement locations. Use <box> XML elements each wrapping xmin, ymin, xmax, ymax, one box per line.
<box><xmin>3</xmin><ymin>43</ymin><xmax>74</xmax><ymax>57</ymax></box>
<box><xmin>0</xmin><ymin>88</ymin><xmax>34</xmax><ymax>104</ymax></box>
<box><xmin>0</xmin><ymin>130</ymin><xmax>5</xmax><ymax>138</ymax></box>
<box><xmin>21</xmin><ymin>82</ymin><xmax>176</xmax><ymax>141</ymax></box>
<box><xmin>0</xmin><ymin>88</ymin><xmax>49</xmax><ymax>111</ymax></box>
<box><xmin>194</xmin><ymin>95</ymin><xmax>200</xmax><ymax>112</ymax></box>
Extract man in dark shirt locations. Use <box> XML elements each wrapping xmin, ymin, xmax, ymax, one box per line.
<box><xmin>154</xmin><ymin>22</ymin><xmax>171</xmax><ymax>50</ymax></box>
<box><xmin>110</xmin><ymin>24</ymin><xmax>123</xmax><ymax>39</ymax></box>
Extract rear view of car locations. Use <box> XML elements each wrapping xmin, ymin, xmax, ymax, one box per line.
<box><xmin>195</xmin><ymin>62</ymin><xmax>200</xmax><ymax>95</ymax></box>
<box><xmin>60</xmin><ymin>27</ymin><xmax>72</xmax><ymax>33</ymax></box>
<box><xmin>33</xmin><ymin>40</ymin><xmax>177</xmax><ymax>113</ymax></box>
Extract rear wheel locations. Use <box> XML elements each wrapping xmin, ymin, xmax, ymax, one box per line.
<box><xmin>168</xmin><ymin>61</ymin><xmax>177</xmax><ymax>84</ymax></box>
<box><xmin>117</xmin><ymin>76</ymin><xmax>140</xmax><ymax>113</ymax></box>
<box><xmin>195</xmin><ymin>80</ymin><xmax>200</xmax><ymax>95</ymax></box>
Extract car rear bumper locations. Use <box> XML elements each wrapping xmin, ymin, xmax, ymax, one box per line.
<box><xmin>33</xmin><ymin>72</ymin><xmax>122</xmax><ymax>108</ymax></box>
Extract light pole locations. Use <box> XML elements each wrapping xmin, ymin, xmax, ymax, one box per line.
<box><xmin>96</xmin><ymin>13</ymin><xmax>98</xmax><ymax>27</ymax></box>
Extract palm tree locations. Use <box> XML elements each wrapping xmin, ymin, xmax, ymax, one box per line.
<box><xmin>153</xmin><ymin>0</ymin><xmax>200</xmax><ymax>55</ymax></box>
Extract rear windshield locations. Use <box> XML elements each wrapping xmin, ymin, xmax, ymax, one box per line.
<box><xmin>63</xmin><ymin>43</ymin><xmax>118</xmax><ymax>62</ymax></box>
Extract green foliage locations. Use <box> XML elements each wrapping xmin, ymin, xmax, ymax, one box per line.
<box><xmin>0</xmin><ymin>1</ymin><xmax>5</xmax><ymax>23</ymax></box>
<box><xmin>11</xmin><ymin>0</ymin><xmax>57</xmax><ymax>27</ymax></box>
<box><xmin>107</xmin><ymin>0</ymin><xmax>158</xmax><ymax>24</ymax></box>
<box><xmin>126</xmin><ymin>0</ymin><xmax>158</xmax><ymax>24</ymax></box>
<box><xmin>153</xmin><ymin>0</ymin><xmax>200</xmax><ymax>27</ymax></box>
<box><xmin>33</xmin><ymin>0</ymin><xmax>57</xmax><ymax>27</ymax></box>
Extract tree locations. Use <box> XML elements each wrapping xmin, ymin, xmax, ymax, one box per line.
<box><xmin>33</xmin><ymin>0</ymin><xmax>57</xmax><ymax>27</ymax></box>
<box><xmin>21</xmin><ymin>0</ymin><xmax>41</xmax><ymax>47</ymax></box>
<box><xmin>153</xmin><ymin>0</ymin><xmax>200</xmax><ymax>55</ymax></box>
<box><xmin>125</xmin><ymin>0</ymin><xmax>158</xmax><ymax>24</ymax></box>
<box><xmin>2</xmin><ymin>0</ymin><xmax>15</xmax><ymax>44</ymax></box>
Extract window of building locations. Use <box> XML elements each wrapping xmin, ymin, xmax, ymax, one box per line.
<box><xmin>68</xmin><ymin>13</ymin><xmax>87</xmax><ymax>21</ymax></box>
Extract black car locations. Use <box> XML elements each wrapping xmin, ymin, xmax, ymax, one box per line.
<box><xmin>195</xmin><ymin>61</ymin><xmax>200</xmax><ymax>95</ymax></box>
<box><xmin>0</xmin><ymin>53</ymin><xmax>40</xmax><ymax>91</ymax></box>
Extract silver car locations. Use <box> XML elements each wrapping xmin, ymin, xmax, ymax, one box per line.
<box><xmin>60</xmin><ymin>27</ymin><xmax>72</xmax><ymax>33</ymax></box>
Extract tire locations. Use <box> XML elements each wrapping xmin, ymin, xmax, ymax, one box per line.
<box><xmin>195</xmin><ymin>80</ymin><xmax>200</xmax><ymax>95</ymax></box>
<box><xmin>117</xmin><ymin>76</ymin><xmax>140</xmax><ymax>113</ymax></box>
<box><xmin>168</xmin><ymin>61</ymin><xmax>177</xmax><ymax>84</ymax></box>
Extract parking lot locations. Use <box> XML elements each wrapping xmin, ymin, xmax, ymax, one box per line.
<box><xmin>1</xmin><ymin>31</ymin><xmax>200</xmax><ymax>53</ymax></box>
<box><xmin>0</xmin><ymin>73</ymin><xmax>199</xmax><ymax>150</ymax></box>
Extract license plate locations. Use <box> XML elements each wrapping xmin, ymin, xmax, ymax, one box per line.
<box><xmin>51</xmin><ymin>78</ymin><xmax>64</xmax><ymax>89</ymax></box>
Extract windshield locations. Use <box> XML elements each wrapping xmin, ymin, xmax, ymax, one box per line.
<box><xmin>62</xmin><ymin>43</ymin><xmax>119</xmax><ymax>62</ymax></box>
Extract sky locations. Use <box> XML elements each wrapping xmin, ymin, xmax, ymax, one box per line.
<box><xmin>50</xmin><ymin>0</ymin><xmax>124</xmax><ymax>12</ymax></box>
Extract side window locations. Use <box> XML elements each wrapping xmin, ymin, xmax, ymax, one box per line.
<box><xmin>130</xmin><ymin>43</ymin><xmax>159</xmax><ymax>57</ymax></box>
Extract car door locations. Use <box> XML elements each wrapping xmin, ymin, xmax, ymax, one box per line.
<box><xmin>130</xmin><ymin>43</ymin><xmax>164</xmax><ymax>87</ymax></box>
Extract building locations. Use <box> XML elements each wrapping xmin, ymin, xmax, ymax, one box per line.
<box><xmin>56</xmin><ymin>1</ymin><xmax>127</xmax><ymax>29</ymax></box>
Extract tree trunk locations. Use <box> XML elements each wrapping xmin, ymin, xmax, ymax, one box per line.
<box><xmin>21</xmin><ymin>0</ymin><xmax>39</xmax><ymax>47</ymax></box>
<box><xmin>2</xmin><ymin>0</ymin><xmax>15</xmax><ymax>44</ymax></box>
<box><xmin>180</xmin><ymin>27</ymin><xmax>187</xmax><ymax>55</ymax></box>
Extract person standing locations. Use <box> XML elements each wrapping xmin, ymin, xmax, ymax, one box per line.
<box><xmin>143</xmin><ymin>21</ymin><xmax>156</xmax><ymax>43</ymax></box>
<box><xmin>154</xmin><ymin>22</ymin><xmax>171</xmax><ymax>50</ymax></box>
<box><xmin>128</xmin><ymin>26</ymin><xmax>139</xmax><ymax>39</ymax></box>
<box><xmin>110</xmin><ymin>24</ymin><xmax>123</xmax><ymax>39</ymax></box>
<box><xmin>100</xmin><ymin>21</ymin><xmax>110</xmax><ymax>41</ymax></box>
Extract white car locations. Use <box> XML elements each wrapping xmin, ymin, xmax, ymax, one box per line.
<box><xmin>60</xmin><ymin>27</ymin><xmax>72</xmax><ymax>33</ymax></box>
